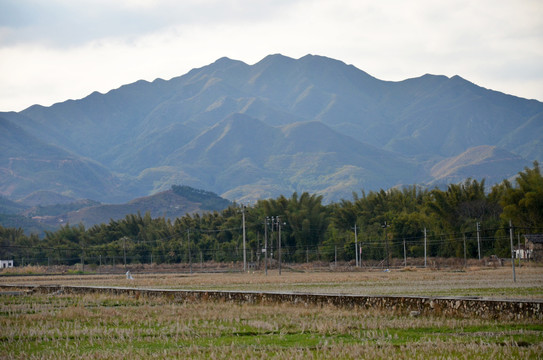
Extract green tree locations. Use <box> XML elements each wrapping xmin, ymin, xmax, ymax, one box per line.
<box><xmin>499</xmin><ymin>161</ymin><xmax>543</xmax><ymax>231</ymax></box>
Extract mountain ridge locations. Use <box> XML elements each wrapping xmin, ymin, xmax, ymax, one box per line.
<box><xmin>1</xmin><ymin>186</ymin><xmax>232</xmax><ymax>232</ymax></box>
<box><xmin>1</xmin><ymin>53</ymin><xmax>541</xmax><ymax>205</ymax></box>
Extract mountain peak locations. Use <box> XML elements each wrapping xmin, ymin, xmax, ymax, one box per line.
<box><xmin>2</xmin><ymin>53</ymin><xmax>541</xmax><ymax>205</ymax></box>
<box><xmin>252</xmin><ymin>54</ymin><xmax>297</xmax><ymax>71</ymax></box>
<box><xmin>212</xmin><ymin>56</ymin><xmax>242</xmax><ymax>66</ymax></box>
<box><xmin>299</xmin><ymin>53</ymin><xmax>345</xmax><ymax>65</ymax></box>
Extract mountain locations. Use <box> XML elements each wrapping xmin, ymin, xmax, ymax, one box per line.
<box><xmin>21</xmin><ymin>199</ymin><xmax>101</xmax><ymax>218</ymax></box>
<box><xmin>0</xmin><ymin>196</ymin><xmax>27</xmax><ymax>215</ymax></box>
<box><xmin>17</xmin><ymin>191</ymin><xmax>79</xmax><ymax>207</ymax></box>
<box><xmin>0</xmin><ymin>214</ymin><xmax>58</xmax><ymax>236</ymax></box>
<box><xmin>47</xmin><ymin>187</ymin><xmax>230</xmax><ymax>228</ymax></box>
<box><xmin>1</xmin><ymin>186</ymin><xmax>231</xmax><ymax>231</ymax></box>
<box><xmin>0</xmin><ymin>116</ymin><xmax>126</xmax><ymax>202</ymax></box>
<box><xmin>1</xmin><ymin>54</ymin><xmax>542</xmax><ymax>205</ymax></box>
<box><xmin>429</xmin><ymin>145</ymin><xmax>532</xmax><ymax>186</ymax></box>
<box><xmin>160</xmin><ymin>113</ymin><xmax>422</xmax><ymax>202</ymax></box>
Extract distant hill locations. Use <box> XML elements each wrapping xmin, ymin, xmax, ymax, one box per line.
<box><xmin>0</xmin><ymin>185</ymin><xmax>232</xmax><ymax>234</ymax></box>
<box><xmin>0</xmin><ymin>214</ymin><xmax>57</xmax><ymax>236</ymax></box>
<box><xmin>17</xmin><ymin>191</ymin><xmax>78</xmax><ymax>207</ymax></box>
<box><xmin>1</xmin><ymin>54</ymin><xmax>541</xmax><ymax>204</ymax></box>
<box><xmin>35</xmin><ymin>186</ymin><xmax>231</xmax><ymax>228</ymax></box>
<box><xmin>0</xmin><ymin>196</ymin><xmax>27</xmax><ymax>215</ymax></box>
<box><xmin>21</xmin><ymin>199</ymin><xmax>101</xmax><ymax>217</ymax></box>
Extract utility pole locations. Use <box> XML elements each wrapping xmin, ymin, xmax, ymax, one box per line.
<box><xmin>403</xmin><ymin>238</ymin><xmax>406</xmax><ymax>267</ymax></box>
<box><xmin>277</xmin><ymin>217</ymin><xmax>283</xmax><ymax>275</ymax></box>
<box><xmin>382</xmin><ymin>221</ymin><xmax>390</xmax><ymax>269</ymax></box>
<box><xmin>510</xmin><ymin>220</ymin><xmax>516</xmax><ymax>282</ymax></box>
<box><xmin>187</xmin><ymin>229</ymin><xmax>192</xmax><ymax>274</ymax></box>
<box><xmin>424</xmin><ymin>227</ymin><xmax>427</xmax><ymax>268</ymax></box>
<box><xmin>242</xmin><ymin>205</ymin><xmax>247</xmax><ymax>272</ymax></box>
<box><xmin>264</xmin><ymin>217</ymin><xmax>268</xmax><ymax>276</ymax></box>
<box><xmin>256</xmin><ymin>232</ymin><xmax>260</xmax><ymax>265</ymax></box>
<box><xmin>81</xmin><ymin>244</ymin><xmax>85</xmax><ymax>273</ymax></box>
<box><xmin>517</xmin><ymin>233</ymin><xmax>522</xmax><ymax>268</ymax></box>
<box><xmin>463</xmin><ymin>233</ymin><xmax>467</xmax><ymax>268</ymax></box>
<box><xmin>354</xmin><ymin>224</ymin><xmax>359</xmax><ymax>267</ymax></box>
<box><xmin>476</xmin><ymin>222</ymin><xmax>481</xmax><ymax>260</ymax></box>
<box><xmin>270</xmin><ymin>217</ymin><xmax>275</xmax><ymax>264</ymax></box>
<box><xmin>123</xmin><ymin>237</ymin><xmax>127</xmax><ymax>270</ymax></box>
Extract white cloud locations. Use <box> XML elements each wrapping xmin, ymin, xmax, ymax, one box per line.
<box><xmin>0</xmin><ymin>0</ymin><xmax>542</xmax><ymax>111</ymax></box>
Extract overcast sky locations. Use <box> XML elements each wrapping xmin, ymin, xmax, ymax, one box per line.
<box><xmin>1</xmin><ymin>0</ymin><xmax>542</xmax><ymax>112</ymax></box>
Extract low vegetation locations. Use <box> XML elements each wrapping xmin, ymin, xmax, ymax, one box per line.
<box><xmin>2</xmin><ymin>266</ymin><xmax>542</xmax><ymax>358</ymax></box>
<box><xmin>1</xmin><ymin>288</ymin><xmax>542</xmax><ymax>359</ymax></box>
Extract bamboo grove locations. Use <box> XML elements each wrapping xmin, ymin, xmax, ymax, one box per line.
<box><xmin>1</xmin><ymin>162</ymin><xmax>542</xmax><ymax>267</ymax></box>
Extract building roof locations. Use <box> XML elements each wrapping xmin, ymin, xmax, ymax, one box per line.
<box><xmin>525</xmin><ymin>234</ymin><xmax>543</xmax><ymax>244</ymax></box>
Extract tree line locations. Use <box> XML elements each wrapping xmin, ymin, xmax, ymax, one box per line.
<box><xmin>1</xmin><ymin>162</ymin><xmax>541</xmax><ymax>267</ymax></box>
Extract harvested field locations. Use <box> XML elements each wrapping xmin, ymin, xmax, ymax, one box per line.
<box><xmin>2</xmin><ymin>265</ymin><xmax>542</xmax><ymax>300</ymax></box>
<box><xmin>1</xmin><ymin>290</ymin><xmax>542</xmax><ymax>359</ymax></box>
<box><xmin>1</xmin><ymin>265</ymin><xmax>542</xmax><ymax>358</ymax></box>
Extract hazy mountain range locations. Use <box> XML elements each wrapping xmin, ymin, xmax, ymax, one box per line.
<box><xmin>1</xmin><ymin>54</ymin><xmax>542</xmax><ymax>207</ymax></box>
<box><xmin>0</xmin><ymin>186</ymin><xmax>231</xmax><ymax>233</ymax></box>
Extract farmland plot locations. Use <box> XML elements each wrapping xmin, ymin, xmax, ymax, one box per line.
<box><xmin>2</xmin><ymin>266</ymin><xmax>542</xmax><ymax>300</ymax></box>
<box><xmin>1</xmin><ymin>291</ymin><xmax>542</xmax><ymax>359</ymax></box>
<box><xmin>1</xmin><ymin>266</ymin><xmax>543</xmax><ymax>358</ymax></box>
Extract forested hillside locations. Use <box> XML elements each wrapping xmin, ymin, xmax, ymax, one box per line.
<box><xmin>1</xmin><ymin>163</ymin><xmax>541</xmax><ymax>267</ymax></box>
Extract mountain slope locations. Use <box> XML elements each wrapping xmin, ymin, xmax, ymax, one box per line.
<box><xmin>0</xmin><ymin>185</ymin><xmax>231</xmax><ymax>233</ymax></box>
<box><xmin>60</xmin><ymin>187</ymin><xmax>231</xmax><ymax>227</ymax></box>
<box><xmin>14</xmin><ymin>54</ymin><xmax>541</xmax><ymax>162</ymax></box>
<box><xmin>0</xmin><ymin>117</ymin><xmax>126</xmax><ymax>202</ymax></box>
<box><xmin>2</xmin><ymin>54</ymin><xmax>542</xmax><ymax>204</ymax></box>
<box><xmin>17</xmin><ymin>191</ymin><xmax>78</xmax><ymax>207</ymax></box>
<box><xmin>381</xmin><ymin>75</ymin><xmax>543</xmax><ymax>159</ymax></box>
<box><xmin>161</xmin><ymin>114</ymin><xmax>423</xmax><ymax>202</ymax></box>
<box><xmin>430</xmin><ymin>145</ymin><xmax>531</xmax><ymax>185</ymax></box>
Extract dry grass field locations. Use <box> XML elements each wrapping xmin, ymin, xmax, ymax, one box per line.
<box><xmin>2</xmin><ymin>264</ymin><xmax>542</xmax><ymax>300</ymax></box>
<box><xmin>1</xmin><ymin>265</ymin><xmax>542</xmax><ymax>359</ymax></box>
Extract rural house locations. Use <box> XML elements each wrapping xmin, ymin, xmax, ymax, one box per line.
<box><xmin>514</xmin><ymin>247</ymin><xmax>530</xmax><ymax>260</ymax></box>
<box><xmin>525</xmin><ymin>234</ymin><xmax>543</xmax><ymax>261</ymax></box>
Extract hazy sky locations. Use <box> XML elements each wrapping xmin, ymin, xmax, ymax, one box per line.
<box><xmin>1</xmin><ymin>0</ymin><xmax>542</xmax><ymax>111</ymax></box>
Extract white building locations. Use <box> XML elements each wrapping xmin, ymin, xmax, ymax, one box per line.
<box><xmin>0</xmin><ymin>260</ymin><xmax>14</xmax><ymax>268</ymax></box>
<box><xmin>514</xmin><ymin>249</ymin><xmax>531</xmax><ymax>259</ymax></box>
